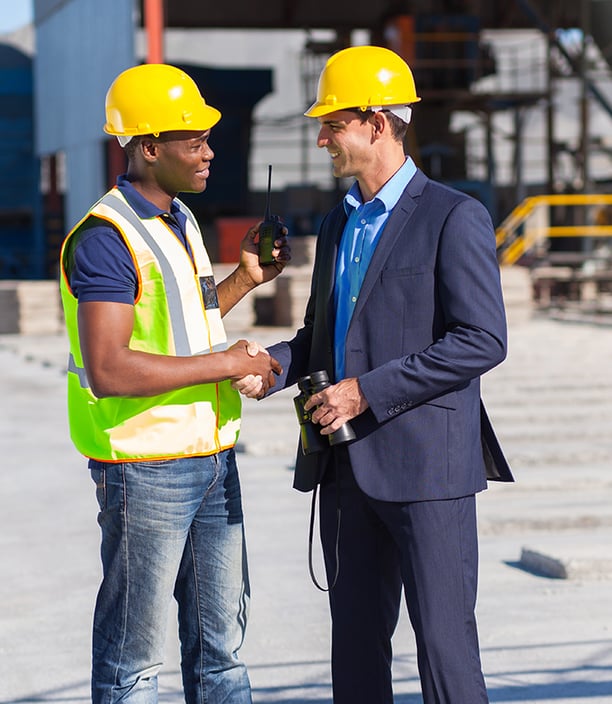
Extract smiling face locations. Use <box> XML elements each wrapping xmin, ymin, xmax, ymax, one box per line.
<box><xmin>150</xmin><ymin>130</ymin><xmax>215</xmax><ymax>195</ymax></box>
<box><xmin>316</xmin><ymin>110</ymin><xmax>375</xmax><ymax>181</ymax></box>
<box><xmin>314</xmin><ymin>108</ymin><xmax>408</xmax><ymax>202</ymax></box>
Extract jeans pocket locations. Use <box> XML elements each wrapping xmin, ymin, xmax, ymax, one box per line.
<box><xmin>90</xmin><ymin>465</ymin><xmax>107</xmax><ymax>511</ymax></box>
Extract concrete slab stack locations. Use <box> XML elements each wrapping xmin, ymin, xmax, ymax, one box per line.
<box><xmin>0</xmin><ymin>280</ymin><xmax>63</xmax><ymax>335</ymax></box>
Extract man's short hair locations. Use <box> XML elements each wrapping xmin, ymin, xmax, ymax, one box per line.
<box><xmin>123</xmin><ymin>136</ymin><xmax>142</xmax><ymax>160</ymax></box>
<box><xmin>352</xmin><ymin>109</ymin><xmax>409</xmax><ymax>142</ymax></box>
<box><xmin>123</xmin><ymin>135</ymin><xmax>158</xmax><ymax>160</ymax></box>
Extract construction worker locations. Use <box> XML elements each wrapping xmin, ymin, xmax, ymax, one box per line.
<box><xmin>59</xmin><ymin>63</ymin><xmax>288</xmax><ymax>703</ymax></box>
<box><xmin>246</xmin><ymin>45</ymin><xmax>511</xmax><ymax>703</ymax></box>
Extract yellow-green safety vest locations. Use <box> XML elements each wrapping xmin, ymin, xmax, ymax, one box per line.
<box><xmin>59</xmin><ymin>187</ymin><xmax>241</xmax><ymax>462</ymax></box>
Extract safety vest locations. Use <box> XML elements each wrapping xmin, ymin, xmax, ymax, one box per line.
<box><xmin>59</xmin><ymin>187</ymin><xmax>241</xmax><ymax>462</ymax></box>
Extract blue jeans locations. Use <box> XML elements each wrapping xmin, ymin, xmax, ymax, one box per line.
<box><xmin>89</xmin><ymin>449</ymin><xmax>252</xmax><ymax>704</ymax></box>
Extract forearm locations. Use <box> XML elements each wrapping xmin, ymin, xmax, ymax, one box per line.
<box><xmin>216</xmin><ymin>266</ymin><xmax>256</xmax><ymax>317</ymax></box>
<box><xmin>78</xmin><ymin>301</ymin><xmax>281</xmax><ymax>398</ymax></box>
<box><xmin>84</xmin><ymin>346</ymin><xmax>245</xmax><ymax>398</ymax></box>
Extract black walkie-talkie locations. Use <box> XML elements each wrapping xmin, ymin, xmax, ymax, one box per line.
<box><xmin>258</xmin><ymin>164</ymin><xmax>282</xmax><ymax>265</ymax></box>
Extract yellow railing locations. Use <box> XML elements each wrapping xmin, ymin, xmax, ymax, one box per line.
<box><xmin>496</xmin><ymin>194</ymin><xmax>612</xmax><ymax>265</ymax></box>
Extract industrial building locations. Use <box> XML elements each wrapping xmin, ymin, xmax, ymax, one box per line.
<box><xmin>1</xmin><ymin>0</ymin><xmax>612</xmax><ymax>316</ymax></box>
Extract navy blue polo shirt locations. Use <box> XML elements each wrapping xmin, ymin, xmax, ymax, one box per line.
<box><xmin>69</xmin><ymin>175</ymin><xmax>193</xmax><ymax>304</ymax></box>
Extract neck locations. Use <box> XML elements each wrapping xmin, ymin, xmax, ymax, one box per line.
<box><xmin>126</xmin><ymin>172</ymin><xmax>175</xmax><ymax>212</ymax></box>
<box><xmin>357</xmin><ymin>151</ymin><xmax>406</xmax><ymax>202</ymax></box>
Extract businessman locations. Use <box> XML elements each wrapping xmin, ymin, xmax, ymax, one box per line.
<box><xmin>256</xmin><ymin>45</ymin><xmax>512</xmax><ymax>703</ymax></box>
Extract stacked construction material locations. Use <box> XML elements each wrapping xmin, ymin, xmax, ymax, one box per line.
<box><xmin>0</xmin><ymin>280</ymin><xmax>63</xmax><ymax>334</ymax></box>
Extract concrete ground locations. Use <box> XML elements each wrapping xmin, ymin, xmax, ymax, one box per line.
<box><xmin>1</xmin><ymin>308</ymin><xmax>611</xmax><ymax>703</ymax></box>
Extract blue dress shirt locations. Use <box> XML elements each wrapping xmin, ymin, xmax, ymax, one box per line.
<box><xmin>334</xmin><ymin>157</ymin><xmax>417</xmax><ymax>380</ymax></box>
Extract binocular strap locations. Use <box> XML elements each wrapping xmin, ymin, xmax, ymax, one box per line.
<box><xmin>308</xmin><ymin>456</ymin><xmax>341</xmax><ymax>592</ymax></box>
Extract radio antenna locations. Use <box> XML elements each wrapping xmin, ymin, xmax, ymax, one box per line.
<box><xmin>264</xmin><ymin>164</ymin><xmax>272</xmax><ymax>220</ymax></box>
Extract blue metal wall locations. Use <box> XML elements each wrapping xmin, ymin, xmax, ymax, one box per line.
<box><xmin>34</xmin><ymin>0</ymin><xmax>135</xmax><ymax>230</ymax></box>
<box><xmin>0</xmin><ymin>44</ymin><xmax>43</xmax><ymax>278</ymax></box>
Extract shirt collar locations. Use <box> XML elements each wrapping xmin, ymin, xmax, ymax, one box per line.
<box><xmin>116</xmin><ymin>174</ymin><xmax>184</xmax><ymax>222</ymax></box>
<box><xmin>343</xmin><ymin>156</ymin><xmax>417</xmax><ymax>215</ymax></box>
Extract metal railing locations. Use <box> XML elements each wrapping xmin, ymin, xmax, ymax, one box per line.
<box><xmin>496</xmin><ymin>194</ymin><xmax>612</xmax><ymax>265</ymax></box>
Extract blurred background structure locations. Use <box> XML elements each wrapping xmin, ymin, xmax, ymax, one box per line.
<box><xmin>1</xmin><ymin>0</ymin><xmax>612</xmax><ymax>326</ymax></box>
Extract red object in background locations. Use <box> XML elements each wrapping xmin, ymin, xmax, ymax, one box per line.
<box><xmin>215</xmin><ymin>217</ymin><xmax>258</xmax><ymax>263</ymax></box>
<box><xmin>145</xmin><ymin>0</ymin><xmax>165</xmax><ymax>63</ymax></box>
<box><xmin>384</xmin><ymin>14</ymin><xmax>416</xmax><ymax>64</ymax></box>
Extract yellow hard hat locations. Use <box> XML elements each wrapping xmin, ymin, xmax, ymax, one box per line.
<box><xmin>305</xmin><ymin>45</ymin><xmax>420</xmax><ymax>118</ymax></box>
<box><xmin>104</xmin><ymin>63</ymin><xmax>221</xmax><ymax>138</ymax></box>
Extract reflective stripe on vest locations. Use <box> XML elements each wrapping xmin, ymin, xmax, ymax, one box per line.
<box><xmin>97</xmin><ymin>190</ymin><xmax>228</xmax><ymax>355</ymax></box>
<box><xmin>59</xmin><ymin>187</ymin><xmax>241</xmax><ymax>462</ymax></box>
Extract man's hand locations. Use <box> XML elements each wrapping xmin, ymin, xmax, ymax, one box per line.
<box><xmin>231</xmin><ymin>341</ymin><xmax>269</xmax><ymax>398</ymax></box>
<box><xmin>238</xmin><ymin>221</ymin><xmax>291</xmax><ymax>286</ymax></box>
<box><xmin>228</xmin><ymin>340</ymin><xmax>279</xmax><ymax>397</ymax></box>
<box><xmin>216</xmin><ymin>224</ymin><xmax>291</xmax><ymax>318</ymax></box>
<box><xmin>232</xmin><ymin>374</ymin><xmax>263</xmax><ymax>398</ymax></box>
<box><xmin>304</xmin><ymin>377</ymin><xmax>369</xmax><ymax>436</ymax></box>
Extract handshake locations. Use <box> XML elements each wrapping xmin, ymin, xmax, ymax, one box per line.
<box><xmin>229</xmin><ymin>339</ymin><xmax>279</xmax><ymax>398</ymax></box>
<box><xmin>230</xmin><ymin>342</ymin><xmax>367</xmax><ymax>443</ymax></box>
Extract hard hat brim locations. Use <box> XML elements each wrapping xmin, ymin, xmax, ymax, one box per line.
<box><xmin>103</xmin><ymin>103</ymin><xmax>222</xmax><ymax>137</ymax></box>
<box><xmin>304</xmin><ymin>97</ymin><xmax>420</xmax><ymax>119</ymax></box>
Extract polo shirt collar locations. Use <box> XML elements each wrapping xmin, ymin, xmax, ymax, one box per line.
<box><xmin>116</xmin><ymin>174</ymin><xmax>185</xmax><ymax>223</ymax></box>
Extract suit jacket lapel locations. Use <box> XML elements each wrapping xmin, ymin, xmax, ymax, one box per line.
<box><xmin>351</xmin><ymin>169</ymin><xmax>427</xmax><ymax>323</ymax></box>
<box><xmin>318</xmin><ymin>204</ymin><xmax>347</xmax><ymax>337</ymax></box>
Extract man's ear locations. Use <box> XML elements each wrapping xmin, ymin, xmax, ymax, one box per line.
<box><xmin>140</xmin><ymin>138</ymin><xmax>159</xmax><ymax>162</ymax></box>
<box><xmin>371</xmin><ymin>111</ymin><xmax>386</xmax><ymax>137</ymax></box>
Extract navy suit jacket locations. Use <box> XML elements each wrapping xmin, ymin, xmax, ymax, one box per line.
<box><xmin>269</xmin><ymin>169</ymin><xmax>512</xmax><ymax>502</ymax></box>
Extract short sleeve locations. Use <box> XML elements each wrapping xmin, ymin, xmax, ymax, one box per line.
<box><xmin>69</xmin><ymin>221</ymin><xmax>138</xmax><ymax>304</ymax></box>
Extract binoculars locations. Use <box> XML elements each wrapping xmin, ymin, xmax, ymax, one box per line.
<box><xmin>293</xmin><ymin>370</ymin><xmax>356</xmax><ymax>455</ymax></box>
